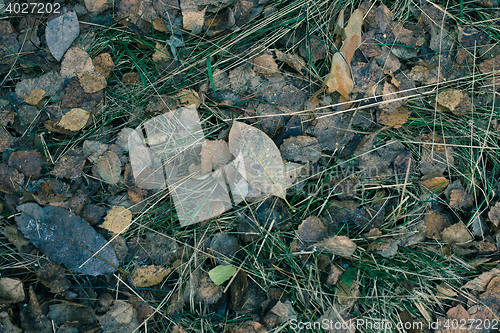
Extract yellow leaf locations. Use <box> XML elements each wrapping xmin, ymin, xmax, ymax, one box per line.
<box><xmin>131</xmin><ymin>265</ymin><xmax>171</xmax><ymax>287</ymax></box>
<box><xmin>102</xmin><ymin>206</ymin><xmax>132</xmax><ymax>234</ymax></box>
<box><xmin>56</xmin><ymin>108</ymin><xmax>90</xmax><ymax>131</ymax></box>
<box><xmin>177</xmin><ymin>89</ymin><xmax>201</xmax><ymax>108</ymax></box>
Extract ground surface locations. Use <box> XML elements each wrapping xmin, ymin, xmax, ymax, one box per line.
<box><xmin>1</xmin><ymin>0</ymin><xmax>500</xmax><ymax>332</ymax></box>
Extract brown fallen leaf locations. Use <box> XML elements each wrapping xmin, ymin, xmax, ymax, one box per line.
<box><xmin>78</xmin><ymin>72</ymin><xmax>107</xmax><ymax>93</ymax></box>
<box><xmin>177</xmin><ymin>89</ymin><xmax>201</xmax><ymax>108</ymax></box>
<box><xmin>50</xmin><ymin>155</ymin><xmax>86</xmax><ymax>180</ymax></box>
<box><xmin>0</xmin><ymin>163</ymin><xmax>24</xmax><ymax>194</ymax></box>
<box><xmin>0</xmin><ymin>127</ymin><xmax>14</xmax><ymax>153</ymax></box>
<box><xmin>436</xmin><ymin>88</ymin><xmax>464</xmax><ymax>111</ymax></box>
<box><xmin>84</xmin><ymin>0</ymin><xmax>112</xmax><ymax>14</ymax></box>
<box><xmin>253</xmin><ymin>53</ymin><xmax>279</xmax><ymax>75</ymax></box>
<box><xmin>275</xmin><ymin>49</ymin><xmax>306</xmax><ymax>73</ymax></box>
<box><xmin>8</xmin><ymin>149</ymin><xmax>44</xmax><ymax>179</ymax></box>
<box><xmin>131</xmin><ymin>265</ymin><xmax>171</xmax><ymax>287</ymax></box>
<box><xmin>23</xmin><ymin>88</ymin><xmax>46</xmax><ymax>106</ymax></box>
<box><xmin>97</xmin><ymin>300</ymin><xmax>139</xmax><ymax>332</ymax></box>
<box><xmin>425</xmin><ymin>209</ymin><xmax>451</xmax><ymax>239</ymax></box>
<box><xmin>0</xmin><ymin>277</ymin><xmax>25</xmax><ymax>304</ymax></box>
<box><xmin>377</xmin><ymin>106</ymin><xmax>411</xmax><ymax>128</ymax></box>
<box><xmin>462</xmin><ymin>268</ymin><xmax>500</xmax><ymax>291</ymax></box>
<box><xmin>122</xmin><ymin>72</ymin><xmax>141</xmax><ymax>84</ymax></box>
<box><xmin>291</xmin><ymin>216</ymin><xmax>327</xmax><ymax>252</ymax></box>
<box><xmin>96</xmin><ymin>151</ymin><xmax>122</xmax><ymax>185</ymax></box>
<box><xmin>93</xmin><ymin>53</ymin><xmax>115</xmax><ymax>78</ymax></box>
<box><xmin>420</xmin><ymin>175</ymin><xmax>449</xmax><ymax>194</ymax></box>
<box><xmin>200</xmin><ymin>139</ymin><xmax>233</xmax><ymax>174</ymax></box>
<box><xmin>488</xmin><ymin>202</ymin><xmax>500</xmax><ymax>227</ymax></box>
<box><xmin>60</xmin><ymin>47</ymin><xmax>95</xmax><ymax>79</ymax></box>
<box><xmin>152</xmin><ymin>42</ymin><xmax>171</xmax><ymax>63</ymax></box>
<box><xmin>313</xmin><ymin>236</ymin><xmax>357</xmax><ymax>257</ymax></box>
<box><xmin>102</xmin><ymin>206</ymin><xmax>132</xmax><ymax>234</ymax></box>
<box><xmin>182</xmin><ymin>8</ymin><xmax>206</xmax><ymax>35</ymax></box>
<box><xmin>56</xmin><ymin>108</ymin><xmax>90</xmax><ymax>132</ymax></box>
<box><xmin>441</xmin><ymin>223</ymin><xmax>473</xmax><ymax>244</ymax></box>
<box><xmin>36</xmin><ymin>261</ymin><xmax>71</xmax><ymax>294</ymax></box>
<box><xmin>324</xmin><ymin>9</ymin><xmax>363</xmax><ymax>99</ymax></box>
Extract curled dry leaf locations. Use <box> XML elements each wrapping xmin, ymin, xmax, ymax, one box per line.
<box><xmin>45</xmin><ymin>9</ymin><xmax>80</xmax><ymax>62</ymax></box>
<box><xmin>324</xmin><ymin>9</ymin><xmax>363</xmax><ymax>99</ymax></box>
<box><xmin>229</xmin><ymin>121</ymin><xmax>286</xmax><ymax>199</ymax></box>
<box><xmin>15</xmin><ymin>203</ymin><xmax>119</xmax><ymax>275</ymax></box>
<box><xmin>131</xmin><ymin>265</ymin><xmax>171</xmax><ymax>287</ymax></box>
<box><xmin>102</xmin><ymin>206</ymin><xmax>132</xmax><ymax>234</ymax></box>
<box><xmin>60</xmin><ymin>47</ymin><xmax>95</xmax><ymax>79</ymax></box>
<box><xmin>313</xmin><ymin>235</ymin><xmax>357</xmax><ymax>257</ymax></box>
<box><xmin>56</xmin><ymin>108</ymin><xmax>90</xmax><ymax>132</ymax></box>
<box><xmin>96</xmin><ymin>151</ymin><xmax>122</xmax><ymax>185</ymax></box>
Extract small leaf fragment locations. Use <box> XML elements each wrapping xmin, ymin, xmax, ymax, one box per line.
<box><xmin>208</xmin><ymin>265</ymin><xmax>237</xmax><ymax>285</ymax></box>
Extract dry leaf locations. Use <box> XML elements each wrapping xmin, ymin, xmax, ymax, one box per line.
<box><xmin>0</xmin><ymin>278</ymin><xmax>25</xmax><ymax>304</ymax></box>
<box><xmin>182</xmin><ymin>8</ymin><xmax>206</xmax><ymax>35</ymax></box>
<box><xmin>275</xmin><ymin>50</ymin><xmax>306</xmax><ymax>73</ymax></box>
<box><xmin>152</xmin><ymin>42</ymin><xmax>171</xmax><ymax>63</ymax></box>
<box><xmin>122</xmin><ymin>72</ymin><xmax>141</xmax><ymax>84</ymax></box>
<box><xmin>50</xmin><ymin>155</ymin><xmax>86</xmax><ymax>180</ymax></box>
<box><xmin>56</xmin><ymin>108</ymin><xmax>90</xmax><ymax>132</ymax></box>
<box><xmin>78</xmin><ymin>72</ymin><xmax>107</xmax><ymax>93</ymax></box>
<box><xmin>0</xmin><ymin>163</ymin><xmax>24</xmax><ymax>194</ymax></box>
<box><xmin>488</xmin><ymin>202</ymin><xmax>500</xmax><ymax>227</ymax></box>
<box><xmin>96</xmin><ymin>151</ymin><xmax>122</xmax><ymax>185</ymax></box>
<box><xmin>83</xmin><ymin>140</ymin><xmax>109</xmax><ymax>164</ymax></box>
<box><xmin>462</xmin><ymin>268</ymin><xmax>500</xmax><ymax>291</ymax></box>
<box><xmin>323</xmin><ymin>9</ymin><xmax>363</xmax><ymax>99</ymax></box>
<box><xmin>23</xmin><ymin>88</ymin><xmax>45</xmax><ymax>106</ymax></box>
<box><xmin>313</xmin><ymin>236</ymin><xmax>357</xmax><ymax>257</ymax></box>
<box><xmin>131</xmin><ymin>265</ymin><xmax>171</xmax><ymax>287</ymax></box>
<box><xmin>441</xmin><ymin>223</ymin><xmax>473</xmax><ymax>244</ymax></box>
<box><xmin>436</xmin><ymin>89</ymin><xmax>464</xmax><ymax>111</ymax></box>
<box><xmin>421</xmin><ymin>176</ymin><xmax>449</xmax><ymax>194</ymax></box>
<box><xmin>60</xmin><ymin>47</ymin><xmax>95</xmax><ymax>79</ymax></box>
<box><xmin>253</xmin><ymin>54</ymin><xmax>279</xmax><ymax>75</ymax></box>
<box><xmin>45</xmin><ymin>8</ymin><xmax>80</xmax><ymax>62</ymax></box>
<box><xmin>97</xmin><ymin>300</ymin><xmax>139</xmax><ymax>332</ymax></box>
<box><xmin>425</xmin><ymin>209</ymin><xmax>451</xmax><ymax>239</ymax></box>
<box><xmin>8</xmin><ymin>149</ymin><xmax>43</xmax><ymax>179</ymax></box>
<box><xmin>84</xmin><ymin>0</ymin><xmax>112</xmax><ymax>14</ymax></box>
<box><xmin>377</xmin><ymin>106</ymin><xmax>411</xmax><ymax>128</ymax></box>
<box><xmin>177</xmin><ymin>89</ymin><xmax>201</xmax><ymax>108</ymax></box>
<box><xmin>93</xmin><ymin>53</ymin><xmax>115</xmax><ymax>78</ymax></box>
<box><xmin>16</xmin><ymin>203</ymin><xmax>118</xmax><ymax>275</ymax></box>
<box><xmin>229</xmin><ymin>121</ymin><xmax>287</xmax><ymax>199</ymax></box>
<box><xmin>102</xmin><ymin>206</ymin><xmax>132</xmax><ymax>234</ymax></box>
